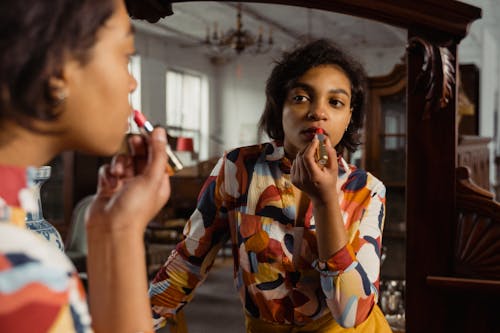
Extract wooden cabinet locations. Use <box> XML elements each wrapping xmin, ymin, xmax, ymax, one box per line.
<box><xmin>40</xmin><ymin>153</ymin><xmax>72</xmax><ymax>237</ymax></box>
<box><xmin>364</xmin><ymin>64</ymin><xmax>407</xmax><ymax>280</ymax></box>
<box><xmin>364</xmin><ymin>64</ymin><xmax>493</xmax><ymax>281</ymax></box>
<box><xmin>364</xmin><ymin>64</ymin><xmax>407</xmax><ymax>182</ymax></box>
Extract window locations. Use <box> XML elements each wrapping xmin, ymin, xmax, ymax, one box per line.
<box><xmin>166</xmin><ymin>69</ymin><xmax>209</xmax><ymax>164</ymax></box>
<box><xmin>128</xmin><ymin>55</ymin><xmax>141</xmax><ymax>133</ymax></box>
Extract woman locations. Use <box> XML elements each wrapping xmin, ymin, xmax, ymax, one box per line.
<box><xmin>150</xmin><ymin>39</ymin><xmax>391</xmax><ymax>332</ymax></box>
<box><xmin>0</xmin><ymin>0</ymin><xmax>170</xmax><ymax>332</ymax></box>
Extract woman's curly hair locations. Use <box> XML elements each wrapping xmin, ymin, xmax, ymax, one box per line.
<box><xmin>0</xmin><ymin>0</ymin><xmax>115</xmax><ymax>132</ymax></box>
<box><xmin>258</xmin><ymin>38</ymin><xmax>368</xmax><ymax>153</ymax></box>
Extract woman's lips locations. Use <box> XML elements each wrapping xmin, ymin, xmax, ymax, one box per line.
<box><xmin>301</xmin><ymin>128</ymin><xmax>317</xmax><ymax>140</ymax></box>
<box><xmin>301</xmin><ymin>127</ymin><xmax>326</xmax><ymax>140</ymax></box>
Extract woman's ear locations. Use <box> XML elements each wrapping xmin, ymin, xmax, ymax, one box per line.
<box><xmin>48</xmin><ymin>76</ymin><xmax>68</xmax><ymax>104</ymax></box>
<box><xmin>48</xmin><ymin>57</ymin><xmax>79</xmax><ymax>103</ymax></box>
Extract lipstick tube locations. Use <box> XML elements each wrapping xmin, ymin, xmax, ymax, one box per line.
<box><xmin>315</xmin><ymin>128</ymin><xmax>328</xmax><ymax>166</ymax></box>
<box><xmin>133</xmin><ymin>110</ymin><xmax>184</xmax><ymax>175</ymax></box>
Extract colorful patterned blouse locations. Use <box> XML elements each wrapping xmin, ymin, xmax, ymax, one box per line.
<box><xmin>0</xmin><ymin>165</ymin><xmax>92</xmax><ymax>333</ymax></box>
<box><xmin>150</xmin><ymin>141</ymin><xmax>386</xmax><ymax>329</ymax></box>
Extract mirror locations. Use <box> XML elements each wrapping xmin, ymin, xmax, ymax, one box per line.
<box><xmin>132</xmin><ymin>3</ymin><xmax>409</xmax><ymax>331</ymax></box>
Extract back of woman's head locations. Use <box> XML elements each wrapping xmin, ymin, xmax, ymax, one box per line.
<box><xmin>0</xmin><ymin>0</ymin><xmax>115</xmax><ymax>131</ymax></box>
<box><xmin>259</xmin><ymin>38</ymin><xmax>367</xmax><ymax>153</ymax></box>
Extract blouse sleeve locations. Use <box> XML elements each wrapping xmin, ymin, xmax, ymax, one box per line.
<box><xmin>149</xmin><ymin>156</ymin><xmax>233</xmax><ymax>327</ymax></box>
<box><xmin>0</xmin><ymin>224</ymin><xmax>92</xmax><ymax>333</ymax></box>
<box><xmin>313</xmin><ymin>175</ymin><xmax>386</xmax><ymax>328</ymax></box>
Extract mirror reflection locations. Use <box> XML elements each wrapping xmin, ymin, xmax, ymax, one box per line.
<box><xmin>131</xmin><ymin>3</ymin><xmax>408</xmax><ymax>332</ymax></box>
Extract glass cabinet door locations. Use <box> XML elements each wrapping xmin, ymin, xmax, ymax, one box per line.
<box><xmin>379</xmin><ymin>90</ymin><xmax>406</xmax><ymax>186</ymax></box>
<box><xmin>364</xmin><ymin>64</ymin><xmax>407</xmax><ymax>280</ymax></box>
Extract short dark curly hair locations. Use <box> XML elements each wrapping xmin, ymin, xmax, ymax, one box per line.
<box><xmin>0</xmin><ymin>0</ymin><xmax>115</xmax><ymax>132</ymax></box>
<box><xmin>258</xmin><ymin>39</ymin><xmax>368</xmax><ymax>153</ymax></box>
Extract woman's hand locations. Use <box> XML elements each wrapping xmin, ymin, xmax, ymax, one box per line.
<box><xmin>86</xmin><ymin>127</ymin><xmax>171</xmax><ymax>235</ymax></box>
<box><xmin>290</xmin><ymin>135</ymin><xmax>339</xmax><ymax>205</ymax></box>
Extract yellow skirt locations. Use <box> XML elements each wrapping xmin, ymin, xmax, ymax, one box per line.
<box><xmin>245</xmin><ymin>304</ymin><xmax>392</xmax><ymax>333</ymax></box>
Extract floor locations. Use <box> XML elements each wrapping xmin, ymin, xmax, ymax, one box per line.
<box><xmin>157</xmin><ymin>257</ymin><xmax>246</xmax><ymax>333</ymax></box>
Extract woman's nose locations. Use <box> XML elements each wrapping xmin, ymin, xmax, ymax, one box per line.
<box><xmin>307</xmin><ymin>102</ymin><xmax>327</xmax><ymax>120</ymax></box>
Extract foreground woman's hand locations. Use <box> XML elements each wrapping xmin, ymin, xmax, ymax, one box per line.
<box><xmin>86</xmin><ymin>127</ymin><xmax>171</xmax><ymax>234</ymax></box>
<box><xmin>85</xmin><ymin>127</ymin><xmax>170</xmax><ymax>333</ymax></box>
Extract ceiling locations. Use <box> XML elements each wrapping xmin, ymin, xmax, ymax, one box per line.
<box><xmin>133</xmin><ymin>1</ymin><xmax>408</xmax><ymax>59</ymax></box>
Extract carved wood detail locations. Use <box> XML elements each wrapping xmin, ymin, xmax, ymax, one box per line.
<box><xmin>407</xmin><ymin>37</ymin><xmax>456</xmax><ymax>120</ymax></box>
<box><xmin>454</xmin><ymin>166</ymin><xmax>500</xmax><ymax>280</ymax></box>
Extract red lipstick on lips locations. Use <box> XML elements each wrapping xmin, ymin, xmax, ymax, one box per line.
<box><xmin>133</xmin><ymin>109</ymin><xmax>184</xmax><ymax>175</ymax></box>
<box><xmin>302</xmin><ymin>127</ymin><xmax>318</xmax><ymax>140</ymax></box>
<box><xmin>315</xmin><ymin>128</ymin><xmax>328</xmax><ymax>166</ymax></box>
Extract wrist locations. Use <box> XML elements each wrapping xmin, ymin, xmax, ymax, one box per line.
<box><xmin>87</xmin><ymin>221</ymin><xmax>146</xmax><ymax>242</ymax></box>
<box><xmin>311</xmin><ymin>191</ymin><xmax>338</xmax><ymax>208</ymax></box>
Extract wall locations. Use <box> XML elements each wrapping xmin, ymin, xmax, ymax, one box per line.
<box><xmin>134</xmin><ymin>30</ymin><xmax>217</xmax><ymax>160</ymax></box>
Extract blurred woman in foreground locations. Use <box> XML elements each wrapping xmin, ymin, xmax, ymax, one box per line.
<box><xmin>0</xmin><ymin>0</ymin><xmax>170</xmax><ymax>332</ymax></box>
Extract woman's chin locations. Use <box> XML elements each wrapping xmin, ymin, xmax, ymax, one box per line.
<box><xmin>80</xmin><ymin>141</ymin><xmax>123</xmax><ymax>157</ymax></box>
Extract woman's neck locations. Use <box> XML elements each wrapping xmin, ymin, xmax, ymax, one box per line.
<box><xmin>284</xmin><ymin>145</ymin><xmax>298</xmax><ymax>161</ymax></box>
<box><xmin>0</xmin><ymin>125</ymin><xmax>62</xmax><ymax>167</ymax></box>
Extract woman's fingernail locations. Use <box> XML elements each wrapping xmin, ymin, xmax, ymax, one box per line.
<box><xmin>153</xmin><ymin>128</ymin><xmax>166</xmax><ymax>142</ymax></box>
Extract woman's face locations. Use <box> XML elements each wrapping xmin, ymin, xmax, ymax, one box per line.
<box><xmin>59</xmin><ymin>0</ymin><xmax>137</xmax><ymax>155</ymax></box>
<box><xmin>282</xmin><ymin>65</ymin><xmax>352</xmax><ymax>158</ymax></box>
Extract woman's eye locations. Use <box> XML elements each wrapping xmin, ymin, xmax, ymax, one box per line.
<box><xmin>292</xmin><ymin>95</ymin><xmax>308</xmax><ymax>103</ymax></box>
<box><xmin>329</xmin><ymin>99</ymin><xmax>345</xmax><ymax>108</ymax></box>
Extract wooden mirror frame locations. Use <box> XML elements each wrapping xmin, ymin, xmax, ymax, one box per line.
<box><xmin>129</xmin><ymin>1</ymin><xmax>483</xmax><ymax>332</ymax></box>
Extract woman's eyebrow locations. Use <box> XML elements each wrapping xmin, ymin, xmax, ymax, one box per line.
<box><xmin>328</xmin><ymin>88</ymin><xmax>350</xmax><ymax>98</ymax></box>
<box><xmin>290</xmin><ymin>82</ymin><xmax>350</xmax><ymax>98</ymax></box>
<box><xmin>290</xmin><ymin>82</ymin><xmax>313</xmax><ymax>94</ymax></box>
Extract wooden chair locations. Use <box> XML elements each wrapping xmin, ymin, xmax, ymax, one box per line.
<box><xmin>426</xmin><ymin>166</ymin><xmax>500</xmax><ymax>332</ymax></box>
<box><xmin>453</xmin><ymin>166</ymin><xmax>500</xmax><ymax>281</ymax></box>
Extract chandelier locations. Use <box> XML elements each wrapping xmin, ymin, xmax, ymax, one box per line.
<box><xmin>204</xmin><ymin>3</ymin><xmax>273</xmax><ymax>64</ymax></box>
